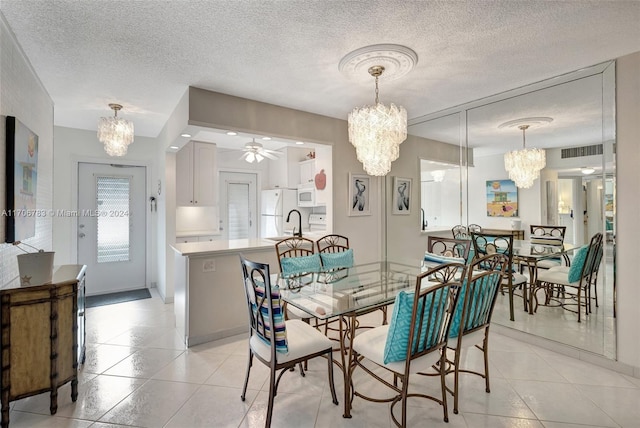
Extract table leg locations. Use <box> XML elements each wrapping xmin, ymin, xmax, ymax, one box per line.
<box><xmin>339</xmin><ymin>313</ymin><xmax>353</xmax><ymax>418</ymax></box>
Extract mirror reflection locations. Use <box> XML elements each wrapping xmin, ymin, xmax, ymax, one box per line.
<box><xmin>409</xmin><ymin>62</ymin><xmax>615</xmax><ymax>359</ymax></box>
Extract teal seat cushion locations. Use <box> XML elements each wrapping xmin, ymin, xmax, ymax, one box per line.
<box><xmin>320</xmin><ymin>249</ymin><xmax>354</xmax><ymax>269</ymax></box>
<box><xmin>383</xmin><ymin>288</ymin><xmax>446</xmax><ymax>363</ymax></box>
<box><xmin>568</xmin><ymin>245</ymin><xmax>589</xmax><ymax>282</ymax></box>
<box><xmin>280</xmin><ymin>254</ymin><xmax>322</xmax><ymax>277</ymax></box>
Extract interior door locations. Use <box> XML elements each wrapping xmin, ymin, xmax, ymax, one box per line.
<box><xmin>77</xmin><ymin>162</ymin><xmax>146</xmax><ymax>296</ymax></box>
<box><xmin>219</xmin><ymin>172</ymin><xmax>257</xmax><ymax>240</ymax></box>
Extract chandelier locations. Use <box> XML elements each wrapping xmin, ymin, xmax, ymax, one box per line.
<box><xmin>97</xmin><ymin>103</ymin><xmax>134</xmax><ymax>156</ymax></box>
<box><xmin>504</xmin><ymin>124</ymin><xmax>546</xmax><ymax>188</ymax></box>
<box><xmin>347</xmin><ymin>65</ymin><xmax>407</xmax><ymax>176</ymax></box>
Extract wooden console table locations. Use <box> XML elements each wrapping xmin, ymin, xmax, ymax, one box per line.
<box><xmin>0</xmin><ymin>265</ymin><xmax>86</xmax><ymax>428</ymax></box>
<box><xmin>481</xmin><ymin>228</ymin><xmax>525</xmax><ymax>240</ymax></box>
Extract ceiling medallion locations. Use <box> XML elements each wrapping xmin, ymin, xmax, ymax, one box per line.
<box><xmin>339</xmin><ymin>44</ymin><xmax>418</xmax><ymax>82</ymax></box>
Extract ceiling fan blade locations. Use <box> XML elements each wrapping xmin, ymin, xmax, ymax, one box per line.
<box><xmin>260</xmin><ymin>151</ymin><xmax>278</xmax><ymax>160</ymax></box>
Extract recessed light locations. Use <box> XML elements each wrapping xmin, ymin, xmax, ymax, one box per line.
<box><xmin>180</xmin><ymin>133</ymin><xmax>191</xmax><ymax>138</ymax></box>
<box><xmin>295</xmin><ymin>141</ymin><xmax>304</xmax><ymax>145</ymax></box>
<box><xmin>226</xmin><ymin>131</ymin><xmax>237</xmax><ymax>136</ymax></box>
<box><xmin>262</xmin><ymin>136</ymin><xmax>272</xmax><ymax>141</ymax></box>
<box><xmin>169</xmin><ymin>146</ymin><xmax>179</xmax><ymax>150</ymax></box>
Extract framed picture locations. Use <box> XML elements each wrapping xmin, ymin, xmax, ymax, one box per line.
<box><xmin>486</xmin><ymin>179</ymin><xmax>518</xmax><ymax>217</ymax></box>
<box><xmin>5</xmin><ymin>116</ymin><xmax>39</xmax><ymax>242</ymax></box>
<box><xmin>392</xmin><ymin>177</ymin><xmax>412</xmax><ymax>215</ymax></box>
<box><xmin>348</xmin><ymin>173</ymin><xmax>370</xmax><ymax>216</ymax></box>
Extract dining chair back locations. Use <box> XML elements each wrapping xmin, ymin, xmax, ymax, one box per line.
<box><xmin>535</xmin><ymin>233</ymin><xmax>603</xmax><ymax>322</ymax></box>
<box><xmin>467</xmin><ymin>224</ymin><xmax>482</xmax><ymax>233</ymax></box>
<box><xmin>239</xmin><ymin>255</ymin><xmax>338</xmax><ymax>427</ymax></box>
<box><xmin>451</xmin><ymin>224</ymin><xmax>468</xmax><ymax>239</ymax></box>
<box><xmin>445</xmin><ymin>253</ymin><xmax>508</xmax><ymax>414</ymax></box>
<box><xmin>427</xmin><ymin>236</ymin><xmax>472</xmax><ymax>262</ymax></box>
<box><xmin>470</xmin><ymin>231</ymin><xmax>528</xmax><ymax>322</ymax></box>
<box><xmin>275</xmin><ymin>237</ymin><xmax>316</xmax><ymax>270</ymax></box>
<box><xmin>530</xmin><ymin>225</ymin><xmax>568</xmax><ymax>269</ymax></box>
<box><xmin>350</xmin><ymin>262</ymin><xmax>467</xmax><ymax>426</ymax></box>
<box><xmin>316</xmin><ymin>234</ymin><xmax>349</xmax><ymax>254</ymax></box>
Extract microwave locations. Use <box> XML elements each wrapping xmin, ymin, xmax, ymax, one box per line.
<box><xmin>297</xmin><ymin>184</ymin><xmax>316</xmax><ymax>207</ymax></box>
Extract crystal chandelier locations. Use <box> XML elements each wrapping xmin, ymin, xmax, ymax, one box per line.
<box><xmin>504</xmin><ymin>124</ymin><xmax>546</xmax><ymax>188</ymax></box>
<box><xmin>98</xmin><ymin>103</ymin><xmax>134</xmax><ymax>156</ymax></box>
<box><xmin>348</xmin><ymin>66</ymin><xmax>407</xmax><ymax>176</ymax></box>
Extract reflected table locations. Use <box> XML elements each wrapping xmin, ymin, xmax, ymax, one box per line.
<box><xmin>274</xmin><ymin>261</ymin><xmax>424</xmax><ymax>418</ymax></box>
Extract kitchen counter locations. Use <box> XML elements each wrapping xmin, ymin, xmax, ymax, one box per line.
<box><xmin>172</xmin><ymin>238</ymin><xmax>274</xmax><ymax>256</ymax></box>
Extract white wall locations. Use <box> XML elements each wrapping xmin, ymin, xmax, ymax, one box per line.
<box><xmin>615</xmin><ymin>51</ymin><xmax>640</xmax><ymax>374</ymax></box>
<box><xmin>0</xmin><ymin>14</ymin><xmax>54</xmax><ymax>285</ymax></box>
<box><xmin>468</xmin><ymin>153</ymin><xmax>542</xmax><ymax>234</ymax></box>
<box><xmin>52</xmin><ymin>127</ymin><xmax>159</xmax><ymax>283</ymax></box>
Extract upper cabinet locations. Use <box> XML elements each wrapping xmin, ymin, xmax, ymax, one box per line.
<box><xmin>299</xmin><ymin>159</ymin><xmax>316</xmax><ymax>185</ymax></box>
<box><xmin>176</xmin><ymin>141</ymin><xmax>217</xmax><ymax>206</ymax></box>
<box><xmin>268</xmin><ymin>146</ymin><xmax>305</xmax><ymax>189</ymax></box>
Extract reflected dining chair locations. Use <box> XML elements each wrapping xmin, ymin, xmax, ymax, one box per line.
<box><xmin>427</xmin><ymin>236</ymin><xmax>472</xmax><ymax>264</ymax></box>
<box><xmin>467</xmin><ymin>224</ymin><xmax>482</xmax><ymax>234</ymax></box>
<box><xmin>535</xmin><ymin>233</ymin><xmax>603</xmax><ymax>322</ymax></box>
<box><xmin>529</xmin><ymin>225</ymin><xmax>568</xmax><ymax>270</ymax></box>
<box><xmin>444</xmin><ymin>253</ymin><xmax>508</xmax><ymax>414</ymax></box>
<box><xmin>470</xmin><ymin>232</ymin><xmax>528</xmax><ymax>322</ymax></box>
<box><xmin>239</xmin><ymin>255</ymin><xmax>338</xmax><ymax>427</ymax></box>
<box><xmin>451</xmin><ymin>224</ymin><xmax>468</xmax><ymax>239</ymax></box>
<box><xmin>349</xmin><ymin>262</ymin><xmax>467</xmax><ymax>427</ymax></box>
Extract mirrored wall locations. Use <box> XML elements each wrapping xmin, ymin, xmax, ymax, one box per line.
<box><xmin>390</xmin><ymin>61</ymin><xmax>616</xmax><ymax>359</ymax></box>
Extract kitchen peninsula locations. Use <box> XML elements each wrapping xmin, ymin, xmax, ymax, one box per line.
<box><xmin>172</xmin><ymin>234</ymin><xmax>325</xmax><ymax>347</ymax></box>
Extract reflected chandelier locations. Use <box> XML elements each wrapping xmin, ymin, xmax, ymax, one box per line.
<box><xmin>98</xmin><ymin>103</ymin><xmax>134</xmax><ymax>156</ymax></box>
<box><xmin>504</xmin><ymin>124</ymin><xmax>546</xmax><ymax>189</ymax></box>
<box><xmin>348</xmin><ymin>66</ymin><xmax>407</xmax><ymax>176</ymax></box>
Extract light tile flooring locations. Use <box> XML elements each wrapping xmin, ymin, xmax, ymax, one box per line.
<box><xmin>8</xmin><ymin>289</ymin><xmax>639</xmax><ymax>428</ymax></box>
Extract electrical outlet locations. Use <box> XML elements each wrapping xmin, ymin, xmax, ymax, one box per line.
<box><xmin>203</xmin><ymin>259</ymin><xmax>215</xmax><ymax>272</ymax></box>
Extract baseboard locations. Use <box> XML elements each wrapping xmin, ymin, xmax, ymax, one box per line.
<box><xmin>186</xmin><ymin>326</ymin><xmax>248</xmax><ymax>347</ymax></box>
<box><xmin>492</xmin><ymin>323</ymin><xmax>639</xmax><ymax>378</ymax></box>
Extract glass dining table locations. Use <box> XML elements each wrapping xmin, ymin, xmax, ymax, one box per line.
<box><xmin>510</xmin><ymin>240</ymin><xmax>575</xmax><ymax>314</ymax></box>
<box><xmin>273</xmin><ymin>261</ymin><xmax>430</xmax><ymax>418</ymax></box>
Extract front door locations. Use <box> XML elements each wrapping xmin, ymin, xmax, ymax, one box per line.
<box><xmin>77</xmin><ymin>162</ymin><xmax>146</xmax><ymax>296</ymax></box>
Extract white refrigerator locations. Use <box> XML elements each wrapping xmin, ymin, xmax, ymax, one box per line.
<box><xmin>260</xmin><ymin>189</ymin><xmax>298</xmax><ymax>238</ymax></box>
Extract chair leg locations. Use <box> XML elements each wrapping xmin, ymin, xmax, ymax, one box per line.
<box><xmin>440</xmin><ymin>352</ymin><xmax>449</xmax><ymax>423</ymax></box>
<box><xmin>266</xmin><ymin>365</ymin><xmax>277</xmax><ymax>428</ymax></box>
<box><xmin>241</xmin><ymin>349</ymin><xmax>253</xmax><ymax>401</ymax></box>
<box><xmin>401</xmin><ymin>377</ymin><xmax>409</xmax><ymax>427</ymax></box>
<box><xmin>577</xmin><ymin>287</ymin><xmax>582</xmax><ymax>323</ymax></box>
<box><xmin>508</xmin><ymin>286</ymin><xmax>515</xmax><ymax>321</ymax></box>
<box><xmin>483</xmin><ymin>337</ymin><xmax>491</xmax><ymax>393</ymax></box>
<box><xmin>453</xmin><ymin>348</ymin><xmax>461</xmax><ymax>414</ymax></box>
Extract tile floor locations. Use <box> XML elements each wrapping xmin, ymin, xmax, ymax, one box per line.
<box><xmin>7</xmin><ymin>289</ymin><xmax>639</xmax><ymax>428</ymax></box>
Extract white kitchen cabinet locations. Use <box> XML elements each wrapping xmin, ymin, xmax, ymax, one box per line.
<box><xmin>176</xmin><ymin>141</ymin><xmax>217</xmax><ymax>206</ymax></box>
<box><xmin>268</xmin><ymin>146</ymin><xmax>303</xmax><ymax>188</ymax></box>
<box><xmin>177</xmin><ymin>236</ymin><xmax>199</xmax><ymax>243</ymax></box>
<box><xmin>299</xmin><ymin>159</ymin><xmax>316</xmax><ymax>185</ymax></box>
<box><xmin>197</xmin><ymin>235</ymin><xmax>222</xmax><ymax>242</ymax></box>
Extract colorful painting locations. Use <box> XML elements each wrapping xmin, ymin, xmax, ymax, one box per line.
<box><xmin>5</xmin><ymin>116</ymin><xmax>39</xmax><ymax>242</ymax></box>
<box><xmin>486</xmin><ymin>179</ymin><xmax>518</xmax><ymax>217</ymax></box>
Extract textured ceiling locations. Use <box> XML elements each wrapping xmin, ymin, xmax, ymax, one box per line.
<box><xmin>1</xmin><ymin>0</ymin><xmax>639</xmax><ymax>150</ymax></box>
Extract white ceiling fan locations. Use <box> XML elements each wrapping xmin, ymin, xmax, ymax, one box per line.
<box><xmin>239</xmin><ymin>138</ymin><xmax>280</xmax><ymax>163</ymax></box>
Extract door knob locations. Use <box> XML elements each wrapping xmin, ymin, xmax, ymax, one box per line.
<box><xmin>78</xmin><ymin>232</ymin><xmax>86</xmax><ymax>238</ymax></box>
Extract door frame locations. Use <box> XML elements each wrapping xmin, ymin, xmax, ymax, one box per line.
<box><xmin>70</xmin><ymin>156</ymin><xmax>152</xmax><ymax>288</ymax></box>
<box><xmin>218</xmin><ymin>167</ymin><xmax>263</xmax><ymax>239</ymax></box>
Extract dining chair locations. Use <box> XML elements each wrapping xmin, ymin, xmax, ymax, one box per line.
<box><xmin>529</xmin><ymin>225</ymin><xmax>568</xmax><ymax>269</ymax></box>
<box><xmin>444</xmin><ymin>252</ymin><xmax>509</xmax><ymax>414</ymax></box>
<box><xmin>467</xmin><ymin>224</ymin><xmax>482</xmax><ymax>234</ymax></box>
<box><xmin>349</xmin><ymin>262</ymin><xmax>467</xmax><ymax>427</ymax></box>
<box><xmin>239</xmin><ymin>255</ymin><xmax>338</xmax><ymax>427</ymax></box>
<box><xmin>470</xmin><ymin>231</ymin><xmax>528</xmax><ymax>322</ymax></box>
<box><xmin>451</xmin><ymin>224</ymin><xmax>468</xmax><ymax>239</ymax></box>
<box><xmin>427</xmin><ymin>236</ymin><xmax>472</xmax><ymax>263</ymax></box>
<box><xmin>535</xmin><ymin>233</ymin><xmax>603</xmax><ymax>322</ymax></box>
<box><xmin>274</xmin><ymin>237</ymin><xmax>320</xmax><ymax>320</ymax></box>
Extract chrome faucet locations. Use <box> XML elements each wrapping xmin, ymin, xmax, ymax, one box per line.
<box><xmin>286</xmin><ymin>209</ymin><xmax>303</xmax><ymax>237</ymax></box>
